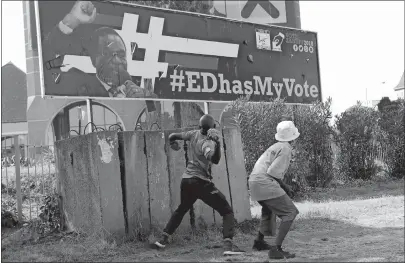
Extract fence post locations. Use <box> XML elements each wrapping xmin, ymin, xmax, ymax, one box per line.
<box><xmin>14</xmin><ymin>135</ymin><xmax>23</xmax><ymax>223</ymax></box>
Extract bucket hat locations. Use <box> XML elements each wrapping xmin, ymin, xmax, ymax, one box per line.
<box><xmin>275</xmin><ymin>121</ymin><xmax>300</xmax><ymax>142</ymax></box>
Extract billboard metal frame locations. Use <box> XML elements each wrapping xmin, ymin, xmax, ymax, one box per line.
<box><xmin>34</xmin><ymin>0</ymin><xmax>45</xmax><ymax>99</ymax></box>
<box><xmin>41</xmin><ymin>95</ymin><xmax>318</xmax><ymax>107</ymax></box>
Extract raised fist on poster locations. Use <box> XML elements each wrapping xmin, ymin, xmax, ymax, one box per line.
<box><xmin>62</xmin><ymin>1</ymin><xmax>97</xmax><ymax>30</ymax></box>
<box><xmin>70</xmin><ymin>1</ymin><xmax>96</xmax><ymax>24</ymax></box>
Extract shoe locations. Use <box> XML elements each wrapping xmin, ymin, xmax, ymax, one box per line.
<box><xmin>252</xmin><ymin>239</ymin><xmax>271</xmax><ymax>251</ymax></box>
<box><xmin>153</xmin><ymin>235</ymin><xmax>169</xmax><ymax>249</ymax></box>
<box><xmin>223</xmin><ymin>239</ymin><xmax>245</xmax><ymax>256</ymax></box>
<box><xmin>268</xmin><ymin>246</ymin><xmax>295</xmax><ymax>259</ymax></box>
<box><xmin>278</xmin><ymin>247</ymin><xmax>295</xmax><ymax>258</ymax></box>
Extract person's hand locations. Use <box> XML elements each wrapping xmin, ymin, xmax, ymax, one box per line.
<box><xmin>70</xmin><ymin>1</ymin><xmax>96</xmax><ymax>24</ymax></box>
<box><xmin>170</xmin><ymin>141</ymin><xmax>181</xmax><ymax>151</ymax></box>
<box><xmin>121</xmin><ymin>80</ymin><xmax>145</xmax><ymax>98</ymax></box>
<box><xmin>62</xmin><ymin>1</ymin><xmax>96</xmax><ymax>30</ymax></box>
<box><xmin>207</xmin><ymin>128</ymin><xmax>221</xmax><ymax>143</ymax></box>
<box><xmin>284</xmin><ymin>184</ymin><xmax>295</xmax><ymax>198</ymax></box>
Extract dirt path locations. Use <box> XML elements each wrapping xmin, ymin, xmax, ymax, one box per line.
<box><xmin>2</xmin><ymin>196</ymin><xmax>404</xmax><ymax>262</ymax></box>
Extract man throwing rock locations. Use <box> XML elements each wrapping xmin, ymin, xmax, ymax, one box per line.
<box><xmin>153</xmin><ymin>114</ymin><xmax>245</xmax><ymax>256</ymax></box>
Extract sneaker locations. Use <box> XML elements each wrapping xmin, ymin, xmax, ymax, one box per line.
<box><xmin>223</xmin><ymin>239</ymin><xmax>245</xmax><ymax>256</ymax></box>
<box><xmin>252</xmin><ymin>239</ymin><xmax>271</xmax><ymax>251</ymax></box>
<box><xmin>268</xmin><ymin>246</ymin><xmax>295</xmax><ymax>259</ymax></box>
<box><xmin>153</xmin><ymin>235</ymin><xmax>169</xmax><ymax>249</ymax></box>
<box><xmin>278</xmin><ymin>247</ymin><xmax>295</xmax><ymax>259</ymax></box>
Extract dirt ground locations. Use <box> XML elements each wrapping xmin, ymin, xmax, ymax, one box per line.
<box><xmin>1</xmin><ymin>180</ymin><xmax>404</xmax><ymax>262</ymax></box>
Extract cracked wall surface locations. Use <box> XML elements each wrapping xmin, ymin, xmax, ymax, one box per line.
<box><xmin>55</xmin><ymin>128</ymin><xmax>251</xmax><ymax>239</ymax></box>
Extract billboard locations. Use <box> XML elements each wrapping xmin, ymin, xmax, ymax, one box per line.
<box><xmin>36</xmin><ymin>0</ymin><xmax>321</xmax><ymax>104</ymax></box>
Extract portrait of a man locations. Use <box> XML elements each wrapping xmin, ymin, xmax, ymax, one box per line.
<box><xmin>43</xmin><ymin>1</ymin><xmax>157</xmax><ymax>98</ymax></box>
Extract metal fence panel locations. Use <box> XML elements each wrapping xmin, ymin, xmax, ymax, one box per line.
<box><xmin>1</xmin><ymin>141</ymin><xmax>57</xmax><ymax>222</ymax></box>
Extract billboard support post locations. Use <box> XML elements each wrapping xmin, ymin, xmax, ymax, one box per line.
<box><xmin>86</xmin><ymin>99</ymin><xmax>93</xmax><ymax>133</ymax></box>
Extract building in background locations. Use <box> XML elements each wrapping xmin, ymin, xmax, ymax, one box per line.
<box><xmin>394</xmin><ymin>72</ymin><xmax>404</xmax><ymax>99</ymax></box>
<box><xmin>1</xmin><ymin>62</ymin><xmax>29</xmax><ymax>159</ymax></box>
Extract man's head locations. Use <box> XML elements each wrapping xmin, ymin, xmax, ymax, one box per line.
<box><xmin>199</xmin><ymin>114</ymin><xmax>216</xmax><ymax>134</ymax></box>
<box><xmin>89</xmin><ymin>27</ymin><xmax>129</xmax><ymax>88</ymax></box>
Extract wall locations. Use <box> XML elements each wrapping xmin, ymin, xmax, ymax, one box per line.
<box><xmin>55</xmin><ymin>128</ymin><xmax>251</xmax><ymax>239</ymax></box>
<box><xmin>55</xmin><ymin>131</ymin><xmax>125</xmax><ymax>239</ymax></box>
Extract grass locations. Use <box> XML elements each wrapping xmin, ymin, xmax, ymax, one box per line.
<box><xmin>2</xmin><ymin>179</ymin><xmax>404</xmax><ymax>262</ymax></box>
<box><xmin>294</xmin><ymin>178</ymin><xmax>404</xmax><ymax>202</ymax></box>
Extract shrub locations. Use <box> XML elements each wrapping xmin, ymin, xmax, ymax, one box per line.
<box><xmin>334</xmin><ymin>102</ymin><xmax>381</xmax><ymax>180</ymax></box>
<box><xmin>377</xmin><ymin>98</ymin><xmax>405</xmax><ymax>179</ymax></box>
<box><xmin>38</xmin><ymin>193</ymin><xmax>61</xmax><ymax>232</ymax></box>
<box><xmin>227</xmin><ymin>97</ymin><xmax>334</xmax><ymax>191</ymax></box>
<box><xmin>289</xmin><ymin>98</ymin><xmax>334</xmax><ymax>187</ymax></box>
<box><xmin>227</xmin><ymin>98</ymin><xmax>291</xmax><ymax>175</ymax></box>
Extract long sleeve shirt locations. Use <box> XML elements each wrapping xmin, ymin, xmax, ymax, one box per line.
<box><xmin>248</xmin><ymin>142</ymin><xmax>293</xmax><ymax>201</ymax></box>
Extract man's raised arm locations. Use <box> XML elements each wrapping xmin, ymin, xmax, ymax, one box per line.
<box><xmin>43</xmin><ymin>1</ymin><xmax>96</xmax><ymax>66</ymax></box>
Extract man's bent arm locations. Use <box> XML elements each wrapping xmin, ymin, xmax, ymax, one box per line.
<box><xmin>169</xmin><ymin>133</ymin><xmax>185</xmax><ymax>142</ymax></box>
<box><xmin>43</xmin><ymin>16</ymin><xmax>88</xmax><ymax>66</ymax></box>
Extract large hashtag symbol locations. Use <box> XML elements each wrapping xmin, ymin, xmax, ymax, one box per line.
<box><xmin>170</xmin><ymin>70</ymin><xmax>186</xmax><ymax>92</ymax></box>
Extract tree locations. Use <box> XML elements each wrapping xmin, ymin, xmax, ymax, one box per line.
<box><xmin>377</xmin><ymin>97</ymin><xmax>392</xmax><ymax>113</ymax></box>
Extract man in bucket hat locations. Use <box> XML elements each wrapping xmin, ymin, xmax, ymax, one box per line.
<box><xmin>248</xmin><ymin>120</ymin><xmax>300</xmax><ymax>259</ymax></box>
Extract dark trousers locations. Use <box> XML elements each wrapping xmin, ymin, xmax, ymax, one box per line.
<box><xmin>163</xmin><ymin>177</ymin><xmax>235</xmax><ymax>239</ymax></box>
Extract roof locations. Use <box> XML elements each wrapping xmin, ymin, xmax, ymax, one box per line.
<box><xmin>394</xmin><ymin>72</ymin><xmax>404</xmax><ymax>91</ymax></box>
<box><xmin>1</xmin><ymin>62</ymin><xmax>27</xmax><ymax>123</ymax></box>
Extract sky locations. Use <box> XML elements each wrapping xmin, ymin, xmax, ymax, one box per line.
<box><xmin>1</xmin><ymin>1</ymin><xmax>404</xmax><ymax>116</ymax></box>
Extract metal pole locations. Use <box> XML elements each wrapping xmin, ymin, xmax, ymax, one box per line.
<box><xmin>14</xmin><ymin>135</ymin><xmax>23</xmax><ymax>223</ymax></box>
<box><xmin>5</xmin><ymin>138</ymin><xmax>9</xmax><ymax>195</ymax></box>
<box><xmin>86</xmin><ymin>99</ymin><xmax>93</xmax><ymax>133</ymax></box>
<box><xmin>204</xmin><ymin>102</ymin><xmax>209</xmax><ymax>114</ymax></box>
<box><xmin>78</xmin><ymin>107</ymin><xmax>82</xmax><ymax>135</ymax></box>
<box><xmin>27</xmin><ymin>146</ymin><xmax>32</xmax><ymax>220</ymax></box>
